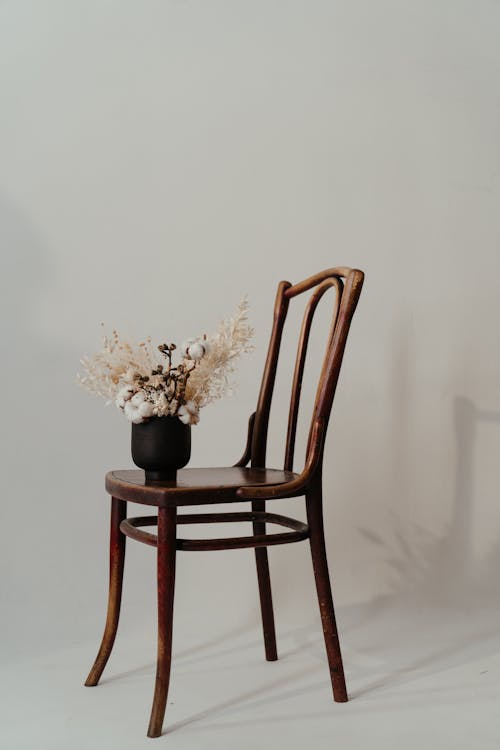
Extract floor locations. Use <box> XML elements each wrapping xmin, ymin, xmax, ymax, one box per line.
<box><xmin>2</xmin><ymin>597</ymin><xmax>499</xmax><ymax>750</ymax></box>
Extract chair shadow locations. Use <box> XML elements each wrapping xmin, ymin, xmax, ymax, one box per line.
<box><xmin>336</xmin><ymin>395</ymin><xmax>500</xmax><ymax>699</ymax></box>
<box><xmin>163</xmin><ymin>662</ymin><xmax>321</xmax><ymax>735</ymax></box>
<box><xmin>97</xmin><ymin>621</ymin><xmax>260</xmax><ymax>685</ymax></box>
<box><xmin>159</xmin><ymin>598</ymin><xmax>500</xmax><ymax>734</ymax></box>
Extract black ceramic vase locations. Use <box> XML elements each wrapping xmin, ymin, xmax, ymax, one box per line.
<box><xmin>131</xmin><ymin>416</ymin><xmax>191</xmax><ymax>482</ymax></box>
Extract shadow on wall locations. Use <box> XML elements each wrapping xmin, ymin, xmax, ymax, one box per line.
<box><xmin>435</xmin><ymin>396</ymin><xmax>500</xmax><ymax>603</ymax></box>
<box><xmin>308</xmin><ymin>396</ymin><xmax>500</xmax><ymax>702</ymax></box>
<box><xmin>354</xmin><ymin>396</ymin><xmax>500</xmax><ymax>608</ymax></box>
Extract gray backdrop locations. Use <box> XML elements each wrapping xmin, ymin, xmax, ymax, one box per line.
<box><xmin>1</xmin><ymin>2</ymin><xmax>499</xmax><ymax>748</ymax></box>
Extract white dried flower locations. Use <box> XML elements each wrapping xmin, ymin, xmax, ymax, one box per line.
<box><xmin>152</xmin><ymin>392</ymin><xmax>169</xmax><ymax>417</ymax></box>
<box><xmin>116</xmin><ymin>385</ymin><xmax>135</xmax><ymax>409</ymax></box>
<box><xmin>124</xmin><ymin>401</ymin><xmax>143</xmax><ymax>423</ymax></box>
<box><xmin>121</xmin><ymin>367</ymin><xmax>136</xmax><ymax>384</ymax></box>
<box><xmin>188</xmin><ymin>342</ymin><xmax>205</xmax><ymax>361</ymax></box>
<box><xmin>130</xmin><ymin>391</ymin><xmax>146</xmax><ymax>406</ymax></box>
<box><xmin>77</xmin><ymin>328</ymin><xmax>157</xmax><ymax>402</ymax></box>
<box><xmin>122</xmin><ymin>390</ymin><xmax>154</xmax><ymax>423</ymax></box>
<box><xmin>137</xmin><ymin>400</ymin><xmax>154</xmax><ymax>419</ymax></box>
<box><xmin>178</xmin><ymin>400</ymin><xmax>199</xmax><ymax>425</ymax></box>
<box><xmin>78</xmin><ymin>299</ymin><xmax>253</xmax><ymax>426</ymax></box>
<box><xmin>180</xmin><ymin>338</ymin><xmax>209</xmax><ymax>361</ymax></box>
<box><xmin>184</xmin><ymin>298</ymin><xmax>254</xmax><ymax>408</ymax></box>
<box><xmin>180</xmin><ymin>339</ymin><xmax>193</xmax><ymax>358</ymax></box>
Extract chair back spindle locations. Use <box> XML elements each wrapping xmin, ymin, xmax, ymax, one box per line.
<box><xmin>250</xmin><ymin>281</ymin><xmax>291</xmax><ymax>467</ymax></box>
<box><xmin>251</xmin><ymin>267</ymin><xmax>364</xmax><ymax>476</ymax></box>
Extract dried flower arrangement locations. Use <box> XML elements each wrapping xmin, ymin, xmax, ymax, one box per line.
<box><xmin>78</xmin><ymin>299</ymin><xmax>254</xmax><ymax>425</ymax></box>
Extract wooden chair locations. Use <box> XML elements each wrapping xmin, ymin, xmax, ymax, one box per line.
<box><xmin>85</xmin><ymin>266</ymin><xmax>365</xmax><ymax>737</ymax></box>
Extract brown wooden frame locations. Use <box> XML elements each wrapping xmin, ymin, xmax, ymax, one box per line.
<box><xmin>85</xmin><ymin>266</ymin><xmax>364</xmax><ymax>737</ymax></box>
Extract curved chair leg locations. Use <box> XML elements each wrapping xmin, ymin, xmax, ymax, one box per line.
<box><xmin>252</xmin><ymin>499</ymin><xmax>278</xmax><ymax>661</ymax></box>
<box><xmin>306</xmin><ymin>486</ymin><xmax>348</xmax><ymax>702</ymax></box>
<box><xmin>85</xmin><ymin>497</ymin><xmax>127</xmax><ymax>687</ymax></box>
<box><xmin>147</xmin><ymin>506</ymin><xmax>177</xmax><ymax>738</ymax></box>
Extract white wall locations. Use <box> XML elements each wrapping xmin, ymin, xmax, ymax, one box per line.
<box><xmin>1</xmin><ymin>0</ymin><xmax>499</xmax><ymax>665</ymax></box>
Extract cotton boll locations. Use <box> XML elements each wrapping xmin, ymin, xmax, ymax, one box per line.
<box><xmin>188</xmin><ymin>342</ymin><xmax>205</xmax><ymax>361</ymax></box>
<box><xmin>137</xmin><ymin>401</ymin><xmax>154</xmax><ymax>419</ymax></box>
<box><xmin>181</xmin><ymin>338</ymin><xmax>208</xmax><ymax>361</ymax></box>
<box><xmin>124</xmin><ymin>401</ymin><xmax>146</xmax><ymax>423</ymax></box>
<box><xmin>122</xmin><ymin>392</ymin><xmax>154</xmax><ymax>423</ymax></box>
<box><xmin>178</xmin><ymin>400</ymin><xmax>200</xmax><ymax>425</ymax></box>
<box><xmin>116</xmin><ymin>385</ymin><xmax>135</xmax><ymax>408</ymax></box>
<box><xmin>124</xmin><ymin>401</ymin><xmax>138</xmax><ymax>422</ymax></box>
<box><xmin>180</xmin><ymin>339</ymin><xmax>195</xmax><ymax>358</ymax></box>
<box><xmin>130</xmin><ymin>391</ymin><xmax>146</xmax><ymax>406</ymax></box>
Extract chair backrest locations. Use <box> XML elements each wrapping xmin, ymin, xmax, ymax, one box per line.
<box><xmin>250</xmin><ymin>267</ymin><xmax>364</xmax><ymax>475</ymax></box>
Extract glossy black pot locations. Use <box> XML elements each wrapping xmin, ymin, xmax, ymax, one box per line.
<box><xmin>131</xmin><ymin>416</ymin><xmax>191</xmax><ymax>482</ymax></box>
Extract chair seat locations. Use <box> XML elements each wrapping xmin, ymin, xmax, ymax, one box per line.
<box><xmin>106</xmin><ymin>467</ymin><xmax>299</xmax><ymax>507</ymax></box>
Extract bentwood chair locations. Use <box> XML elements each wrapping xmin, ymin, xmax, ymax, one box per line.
<box><xmin>85</xmin><ymin>266</ymin><xmax>365</xmax><ymax>737</ymax></box>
